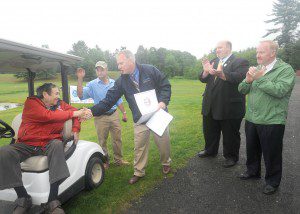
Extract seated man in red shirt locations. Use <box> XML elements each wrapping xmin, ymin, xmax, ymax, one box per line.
<box><xmin>0</xmin><ymin>83</ymin><xmax>90</xmax><ymax>214</ymax></box>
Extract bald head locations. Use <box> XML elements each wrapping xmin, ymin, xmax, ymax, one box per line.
<box><xmin>116</xmin><ymin>50</ymin><xmax>136</xmax><ymax>75</ymax></box>
<box><xmin>216</xmin><ymin>41</ymin><xmax>232</xmax><ymax>59</ymax></box>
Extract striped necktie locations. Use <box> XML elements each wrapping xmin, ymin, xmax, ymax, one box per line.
<box><xmin>130</xmin><ymin>74</ymin><xmax>139</xmax><ymax>91</ymax></box>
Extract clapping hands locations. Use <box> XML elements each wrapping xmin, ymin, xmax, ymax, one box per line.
<box><xmin>201</xmin><ymin>57</ymin><xmax>224</xmax><ymax>79</ymax></box>
<box><xmin>246</xmin><ymin>66</ymin><xmax>266</xmax><ymax>83</ymax></box>
<box><xmin>202</xmin><ymin>57</ymin><xmax>214</xmax><ymax>76</ymax></box>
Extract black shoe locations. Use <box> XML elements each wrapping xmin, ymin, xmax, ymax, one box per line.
<box><xmin>222</xmin><ymin>159</ymin><xmax>237</xmax><ymax>168</ymax></box>
<box><xmin>129</xmin><ymin>175</ymin><xmax>142</xmax><ymax>184</ymax></box>
<box><xmin>263</xmin><ymin>184</ymin><xmax>278</xmax><ymax>195</ymax></box>
<box><xmin>198</xmin><ymin>150</ymin><xmax>216</xmax><ymax>158</ymax></box>
<box><xmin>13</xmin><ymin>196</ymin><xmax>32</xmax><ymax>214</ymax></box>
<box><xmin>238</xmin><ymin>171</ymin><xmax>261</xmax><ymax>180</ymax></box>
<box><xmin>42</xmin><ymin>199</ymin><xmax>65</xmax><ymax>214</ymax></box>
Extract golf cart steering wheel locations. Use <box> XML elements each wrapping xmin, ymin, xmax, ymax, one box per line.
<box><xmin>0</xmin><ymin>119</ymin><xmax>15</xmax><ymax>139</ymax></box>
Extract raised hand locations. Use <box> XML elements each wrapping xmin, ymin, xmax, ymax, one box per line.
<box><xmin>76</xmin><ymin>68</ymin><xmax>86</xmax><ymax>80</ymax></box>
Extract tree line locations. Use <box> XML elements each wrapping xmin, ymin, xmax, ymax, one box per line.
<box><xmin>14</xmin><ymin>0</ymin><xmax>299</xmax><ymax>80</ymax></box>
<box><xmin>13</xmin><ymin>39</ymin><xmax>299</xmax><ymax>81</ymax></box>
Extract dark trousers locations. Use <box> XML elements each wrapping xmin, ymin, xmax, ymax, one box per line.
<box><xmin>0</xmin><ymin>140</ymin><xmax>70</xmax><ymax>190</ymax></box>
<box><xmin>203</xmin><ymin>112</ymin><xmax>242</xmax><ymax>162</ymax></box>
<box><xmin>245</xmin><ymin>121</ymin><xmax>285</xmax><ymax>187</ymax></box>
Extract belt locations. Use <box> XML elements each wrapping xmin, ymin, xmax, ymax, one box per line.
<box><xmin>103</xmin><ymin>109</ymin><xmax>116</xmax><ymax>116</ymax></box>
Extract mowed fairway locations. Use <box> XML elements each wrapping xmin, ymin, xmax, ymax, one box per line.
<box><xmin>0</xmin><ymin>74</ymin><xmax>205</xmax><ymax>213</ymax></box>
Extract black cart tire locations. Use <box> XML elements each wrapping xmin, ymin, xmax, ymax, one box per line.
<box><xmin>85</xmin><ymin>156</ymin><xmax>105</xmax><ymax>190</ymax></box>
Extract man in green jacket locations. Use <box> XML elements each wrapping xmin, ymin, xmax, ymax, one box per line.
<box><xmin>238</xmin><ymin>40</ymin><xmax>295</xmax><ymax>195</ymax></box>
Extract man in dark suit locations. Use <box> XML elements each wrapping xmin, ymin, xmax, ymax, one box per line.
<box><xmin>198</xmin><ymin>41</ymin><xmax>249</xmax><ymax>167</ymax></box>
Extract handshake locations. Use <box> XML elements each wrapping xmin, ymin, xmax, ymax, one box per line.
<box><xmin>73</xmin><ymin>107</ymin><xmax>93</xmax><ymax>122</ymax></box>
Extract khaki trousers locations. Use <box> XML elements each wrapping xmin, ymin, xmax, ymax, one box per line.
<box><xmin>94</xmin><ymin>111</ymin><xmax>123</xmax><ymax>163</ymax></box>
<box><xmin>133</xmin><ymin>123</ymin><xmax>171</xmax><ymax>177</ymax></box>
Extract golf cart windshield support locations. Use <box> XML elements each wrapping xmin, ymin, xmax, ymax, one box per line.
<box><xmin>27</xmin><ymin>68</ymin><xmax>36</xmax><ymax>97</ymax></box>
<box><xmin>60</xmin><ymin>62</ymin><xmax>69</xmax><ymax>103</ymax></box>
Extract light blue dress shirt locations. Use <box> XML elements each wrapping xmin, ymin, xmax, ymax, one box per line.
<box><xmin>80</xmin><ymin>78</ymin><xmax>122</xmax><ymax>113</ymax></box>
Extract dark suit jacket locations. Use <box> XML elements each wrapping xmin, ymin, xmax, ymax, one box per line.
<box><xmin>199</xmin><ymin>54</ymin><xmax>249</xmax><ymax>120</ymax></box>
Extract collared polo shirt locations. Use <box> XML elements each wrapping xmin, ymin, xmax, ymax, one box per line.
<box><xmin>81</xmin><ymin>78</ymin><xmax>122</xmax><ymax>112</ymax></box>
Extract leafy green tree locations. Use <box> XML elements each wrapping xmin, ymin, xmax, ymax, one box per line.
<box><xmin>263</xmin><ymin>0</ymin><xmax>300</xmax><ymax>69</ymax></box>
<box><xmin>68</xmin><ymin>40</ymin><xmax>89</xmax><ymax>58</ymax></box>
<box><xmin>156</xmin><ymin>48</ymin><xmax>168</xmax><ymax>72</ymax></box>
<box><xmin>278</xmin><ymin>39</ymin><xmax>300</xmax><ymax>69</ymax></box>
<box><xmin>68</xmin><ymin>41</ymin><xmax>119</xmax><ymax>80</ymax></box>
<box><xmin>234</xmin><ymin>48</ymin><xmax>257</xmax><ymax>66</ymax></box>
<box><xmin>164</xmin><ymin>53</ymin><xmax>180</xmax><ymax>77</ymax></box>
<box><xmin>175</xmin><ymin>51</ymin><xmax>197</xmax><ymax>76</ymax></box>
<box><xmin>184</xmin><ymin>60</ymin><xmax>202</xmax><ymax>79</ymax></box>
<box><xmin>264</xmin><ymin>0</ymin><xmax>300</xmax><ymax>46</ymax></box>
<box><xmin>135</xmin><ymin>45</ymin><xmax>149</xmax><ymax>64</ymax></box>
<box><xmin>67</xmin><ymin>40</ymin><xmax>94</xmax><ymax>79</ymax></box>
<box><xmin>135</xmin><ymin>46</ymin><xmax>197</xmax><ymax>77</ymax></box>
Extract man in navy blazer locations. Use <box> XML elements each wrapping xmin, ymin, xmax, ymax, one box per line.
<box><xmin>198</xmin><ymin>41</ymin><xmax>249</xmax><ymax>167</ymax></box>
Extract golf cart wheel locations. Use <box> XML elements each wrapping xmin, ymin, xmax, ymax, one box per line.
<box><xmin>85</xmin><ymin>156</ymin><xmax>105</xmax><ymax>190</ymax></box>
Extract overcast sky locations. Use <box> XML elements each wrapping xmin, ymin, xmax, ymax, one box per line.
<box><xmin>1</xmin><ymin>0</ymin><xmax>277</xmax><ymax>58</ymax></box>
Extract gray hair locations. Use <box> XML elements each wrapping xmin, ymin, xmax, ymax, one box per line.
<box><xmin>116</xmin><ymin>50</ymin><xmax>135</xmax><ymax>62</ymax></box>
<box><xmin>260</xmin><ymin>40</ymin><xmax>279</xmax><ymax>54</ymax></box>
<box><xmin>36</xmin><ymin>83</ymin><xmax>57</xmax><ymax>99</ymax></box>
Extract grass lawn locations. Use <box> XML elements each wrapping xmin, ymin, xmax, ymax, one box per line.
<box><xmin>0</xmin><ymin>74</ymin><xmax>205</xmax><ymax>213</ymax></box>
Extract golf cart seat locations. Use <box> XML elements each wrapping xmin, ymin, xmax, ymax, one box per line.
<box><xmin>11</xmin><ymin>113</ymin><xmax>73</xmax><ymax>172</ymax></box>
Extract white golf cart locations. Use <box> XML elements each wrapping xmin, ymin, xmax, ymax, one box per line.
<box><xmin>0</xmin><ymin>39</ymin><xmax>107</xmax><ymax>207</ymax></box>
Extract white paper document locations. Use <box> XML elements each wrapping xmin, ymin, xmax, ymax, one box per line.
<box><xmin>134</xmin><ymin>89</ymin><xmax>158</xmax><ymax>124</ymax></box>
<box><xmin>134</xmin><ymin>89</ymin><xmax>158</xmax><ymax>115</ymax></box>
<box><xmin>146</xmin><ymin>109</ymin><xmax>173</xmax><ymax>136</ymax></box>
<box><xmin>134</xmin><ymin>89</ymin><xmax>173</xmax><ymax>136</ymax></box>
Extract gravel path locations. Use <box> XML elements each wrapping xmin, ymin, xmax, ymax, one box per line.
<box><xmin>125</xmin><ymin>77</ymin><xmax>300</xmax><ymax>214</ymax></box>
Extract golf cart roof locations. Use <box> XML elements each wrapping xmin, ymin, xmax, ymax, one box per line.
<box><xmin>0</xmin><ymin>38</ymin><xmax>83</xmax><ymax>103</ymax></box>
<box><xmin>0</xmin><ymin>38</ymin><xmax>83</xmax><ymax>73</ymax></box>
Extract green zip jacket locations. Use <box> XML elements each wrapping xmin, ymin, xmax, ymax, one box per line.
<box><xmin>238</xmin><ymin>59</ymin><xmax>295</xmax><ymax>125</ymax></box>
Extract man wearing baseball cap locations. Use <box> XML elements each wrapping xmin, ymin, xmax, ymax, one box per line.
<box><xmin>76</xmin><ymin>61</ymin><xmax>129</xmax><ymax>169</ymax></box>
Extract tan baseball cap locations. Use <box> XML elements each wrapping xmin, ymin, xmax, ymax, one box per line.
<box><xmin>95</xmin><ymin>61</ymin><xmax>107</xmax><ymax>69</ymax></box>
